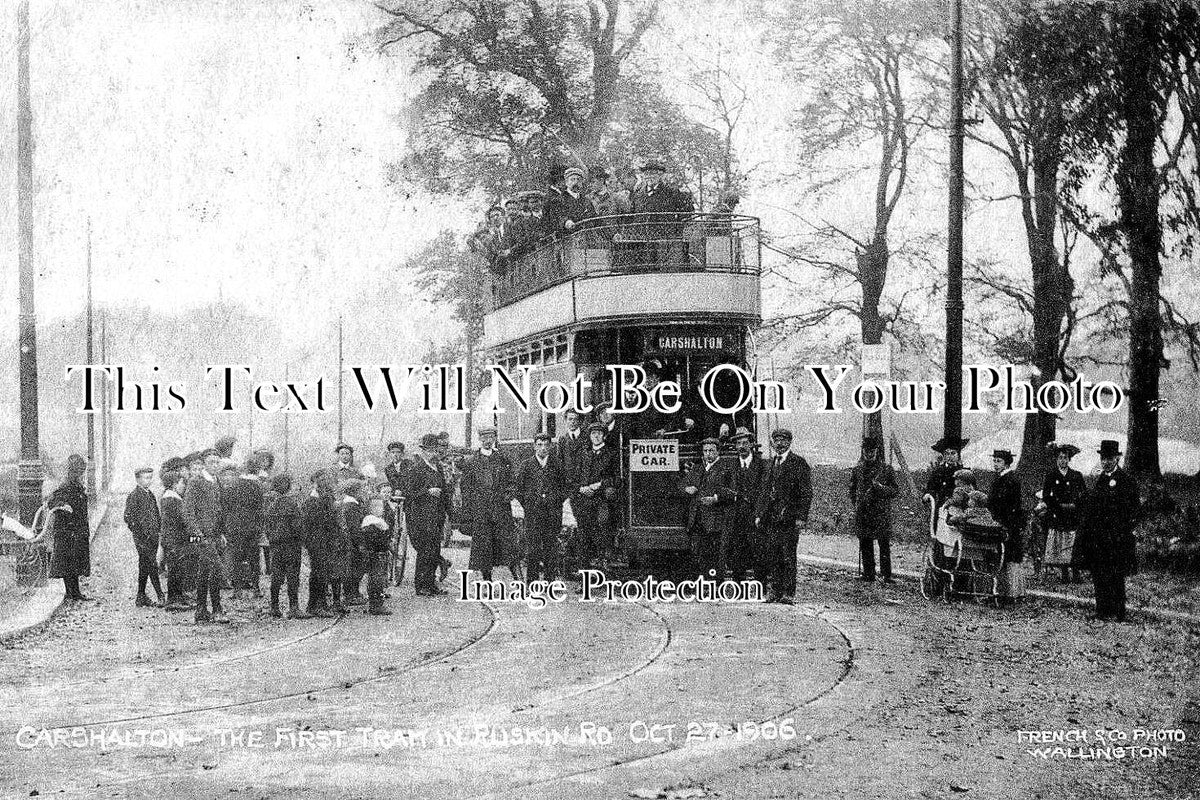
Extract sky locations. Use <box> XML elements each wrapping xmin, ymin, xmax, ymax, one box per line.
<box><xmin>1</xmin><ymin>0</ymin><xmax>1197</xmax><ymax>475</ymax></box>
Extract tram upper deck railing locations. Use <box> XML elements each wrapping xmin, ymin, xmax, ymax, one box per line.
<box><xmin>489</xmin><ymin>212</ymin><xmax>762</xmax><ymax>309</ymax></box>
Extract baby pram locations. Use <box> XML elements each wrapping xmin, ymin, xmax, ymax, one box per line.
<box><xmin>921</xmin><ymin>495</ymin><xmax>1009</xmax><ymax>605</ymax></box>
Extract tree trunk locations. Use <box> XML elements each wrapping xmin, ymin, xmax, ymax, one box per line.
<box><xmin>1017</xmin><ymin>119</ymin><xmax>1069</xmax><ymax>483</ymax></box>
<box><xmin>858</xmin><ymin>238</ymin><xmax>887</xmax><ymax>441</ymax></box>
<box><xmin>1117</xmin><ymin>6</ymin><xmax>1165</xmax><ymax>480</ymax></box>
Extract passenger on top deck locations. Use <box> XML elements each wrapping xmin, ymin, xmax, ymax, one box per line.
<box><xmin>545</xmin><ymin>165</ymin><xmax>593</xmax><ymax>235</ymax></box>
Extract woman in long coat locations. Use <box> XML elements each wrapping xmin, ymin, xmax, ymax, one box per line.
<box><xmin>1041</xmin><ymin>443</ymin><xmax>1087</xmax><ymax>583</ymax></box>
<box><xmin>48</xmin><ymin>454</ymin><xmax>91</xmax><ymax>601</ymax></box>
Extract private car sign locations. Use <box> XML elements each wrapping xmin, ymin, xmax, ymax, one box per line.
<box><xmin>629</xmin><ymin>439</ymin><xmax>679</xmax><ymax>471</ymax></box>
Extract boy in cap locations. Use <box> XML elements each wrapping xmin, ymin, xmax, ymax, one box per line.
<box><xmin>183</xmin><ymin>449</ymin><xmax>230</xmax><ymax>623</ymax></box>
<box><xmin>300</xmin><ymin>470</ymin><xmax>340</xmax><ymax>616</ymax></box>
<box><xmin>849</xmin><ymin>435</ymin><xmax>899</xmax><ymax>583</ymax></box>
<box><xmin>125</xmin><ymin>466</ymin><xmax>164</xmax><ymax>607</ymax></box>
<box><xmin>159</xmin><ymin>470</ymin><xmax>193</xmax><ymax>610</ymax></box>
<box><xmin>754</xmin><ymin>429</ymin><xmax>812</xmax><ymax>604</ymax></box>
<box><xmin>264</xmin><ymin>474</ymin><xmax>310</xmax><ymax>619</ymax></box>
<box><xmin>1077</xmin><ymin>441</ymin><xmax>1140</xmax><ymax>621</ymax></box>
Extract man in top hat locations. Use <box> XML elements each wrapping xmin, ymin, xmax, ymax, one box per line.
<box><xmin>849</xmin><ymin>435</ymin><xmax>899</xmax><ymax>583</ymax></box>
<box><xmin>754</xmin><ymin>429</ymin><xmax>812</xmax><ymax>604</ymax></box>
<box><xmin>462</xmin><ymin>427</ymin><xmax>522</xmax><ymax>582</ymax></box>
<box><xmin>682</xmin><ymin>437</ymin><xmax>736</xmax><ymax>578</ymax></box>
<box><xmin>515</xmin><ymin>432</ymin><xmax>567</xmax><ymax>582</ymax></box>
<box><xmin>571</xmin><ymin>421</ymin><xmax>620</xmax><ymax>574</ymax></box>
<box><xmin>926</xmin><ymin>437</ymin><xmax>969</xmax><ymax>507</ymax></box>
<box><xmin>1039</xmin><ymin>442</ymin><xmax>1087</xmax><ymax>582</ymax></box>
<box><xmin>545</xmin><ymin>165</ymin><xmax>593</xmax><ymax>236</ymax></box>
<box><xmin>333</xmin><ymin>444</ymin><xmax>362</xmax><ymax>483</ymax></box>
<box><xmin>1077</xmin><ymin>440</ymin><xmax>1141</xmax><ymax>621</ymax></box>
<box><xmin>407</xmin><ymin>433</ymin><xmax>452</xmax><ymax>596</ymax></box>
<box><xmin>729</xmin><ymin>427</ymin><xmax>765</xmax><ymax>583</ymax></box>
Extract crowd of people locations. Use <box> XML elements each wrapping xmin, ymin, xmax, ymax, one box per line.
<box><xmin>40</xmin><ymin>412</ymin><xmax>1143</xmax><ymax>624</ymax></box>
<box><xmin>916</xmin><ymin>437</ymin><xmax>1141</xmax><ymax>621</ymax></box>
<box><xmin>467</xmin><ymin>159</ymin><xmax>732</xmax><ymax>274</ymax></box>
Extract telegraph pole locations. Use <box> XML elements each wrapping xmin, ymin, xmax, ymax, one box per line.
<box><xmin>85</xmin><ymin>220</ymin><xmax>96</xmax><ymax>498</ymax></box>
<box><xmin>943</xmin><ymin>0</ymin><xmax>965</xmax><ymax>444</ymax></box>
<box><xmin>16</xmin><ymin>0</ymin><xmax>44</xmax><ymax>525</ymax></box>
<box><xmin>337</xmin><ymin>315</ymin><xmax>344</xmax><ymax>444</ymax></box>
<box><xmin>99</xmin><ymin>314</ymin><xmax>109</xmax><ymax>490</ymax></box>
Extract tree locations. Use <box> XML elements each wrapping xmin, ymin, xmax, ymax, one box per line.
<box><xmin>768</xmin><ymin>0</ymin><xmax>943</xmax><ymax>438</ymax></box>
<box><xmin>373</xmin><ymin>0</ymin><xmax>663</xmax><ymax>194</ymax></box>
<box><xmin>962</xmin><ymin>1</ymin><xmax>1109</xmax><ymax>477</ymax></box>
<box><xmin>1061</xmin><ymin>0</ymin><xmax>1200</xmax><ymax>480</ymax></box>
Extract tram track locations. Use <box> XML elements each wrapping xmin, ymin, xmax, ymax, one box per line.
<box><xmin>465</xmin><ymin>605</ymin><xmax>859</xmax><ymax>800</ymax></box>
<box><xmin>0</xmin><ymin>600</ymin><xmax>500</xmax><ymax>736</ymax></box>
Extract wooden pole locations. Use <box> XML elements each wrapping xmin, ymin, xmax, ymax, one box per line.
<box><xmin>16</xmin><ymin>0</ymin><xmax>44</xmax><ymax>525</ymax></box>
<box><xmin>943</xmin><ymin>0</ymin><xmax>965</xmax><ymax>445</ymax></box>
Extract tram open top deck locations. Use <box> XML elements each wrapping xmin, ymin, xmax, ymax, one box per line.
<box><xmin>482</xmin><ymin>212</ymin><xmax>762</xmax><ymax>350</ymax></box>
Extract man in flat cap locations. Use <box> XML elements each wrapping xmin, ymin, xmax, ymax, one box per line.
<box><xmin>462</xmin><ymin>427</ymin><xmax>522</xmax><ymax>582</ymax></box>
<box><xmin>570</xmin><ymin>421</ymin><xmax>619</xmax><ymax>575</ymax></box>
<box><xmin>850</xmin><ymin>435</ymin><xmax>899</xmax><ymax>583</ymax></box>
<box><xmin>754</xmin><ymin>429</ymin><xmax>812</xmax><ymax>604</ymax></box>
<box><xmin>407</xmin><ymin>433</ymin><xmax>452</xmax><ymax>596</ymax></box>
<box><xmin>683</xmin><ymin>437</ymin><xmax>736</xmax><ymax>578</ymax></box>
<box><xmin>1077</xmin><ymin>440</ymin><xmax>1141</xmax><ymax>621</ymax></box>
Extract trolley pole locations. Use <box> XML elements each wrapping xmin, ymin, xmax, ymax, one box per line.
<box><xmin>337</xmin><ymin>315</ymin><xmax>344</xmax><ymax>444</ymax></box>
<box><xmin>943</xmin><ymin>0</ymin><xmax>965</xmax><ymax>444</ymax></box>
<box><xmin>85</xmin><ymin>219</ymin><xmax>96</xmax><ymax>498</ymax></box>
<box><xmin>16</xmin><ymin>0</ymin><xmax>44</xmax><ymax>526</ymax></box>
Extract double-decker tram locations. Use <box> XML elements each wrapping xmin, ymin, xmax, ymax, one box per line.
<box><xmin>480</xmin><ymin>212</ymin><xmax>763</xmax><ymax>566</ymax></box>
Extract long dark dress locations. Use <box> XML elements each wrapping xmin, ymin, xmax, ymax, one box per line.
<box><xmin>48</xmin><ymin>479</ymin><xmax>90</xmax><ymax>578</ymax></box>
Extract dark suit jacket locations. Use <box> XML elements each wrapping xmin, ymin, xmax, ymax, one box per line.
<box><xmin>553</xmin><ymin>430</ymin><xmax>587</xmax><ymax>486</ymax></box>
<box><xmin>384</xmin><ymin>459</ymin><xmax>411</xmax><ymax>494</ymax></box>
<box><xmin>1078</xmin><ymin>468</ymin><xmax>1140</xmax><ymax>575</ymax></box>
<box><xmin>159</xmin><ymin>492</ymin><xmax>187</xmax><ymax>551</ymax></box>
<box><xmin>405</xmin><ymin>457</ymin><xmax>449</xmax><ymax>540</ymax></box>
<box><xmin>988</xmin><ymin>469</ymin><xmax>1026</xmax><ymax>562</ymax></box>
<box><xmin>546</xmin><ymin>191</ymin><xmax>593</xmax><ymax>233</ymax></box>
<box><xmin>732</xmin><ymin>455</ymin><xmax>766</xmax><ymax>526</ymax></box>
<box><xmin>755</xmin><ymin>451</ymin><xmax>813</xmax><ymax>527</ymax></box>
<box><xmin>515</xmin><ymin>456</ymin><xmax>565</xmax><ymax>526</ymax></box>
<box><xmin>1042</xmin><ymin>467</ymin><xmax>1087</xmax><ymax>530</ymax></box>
<box><xmin>631</xmin><ymin>184</ymin><xmax>695</xmax><ymax>215</ymax></box>
<box><xmin>182</xmin><ymin>474</ymin><xmax>225</xmax><ymax>543</ymax></box>
<box><xmin>683</xmin><ymin>458</ymin><xmax>735</xmax><ymax>533</ymax></box>
<box><xmin>460</xmin><ymin>450</ymin><xmax>515</xmax><ymax>527</ymax></box>
<box><xmin>575</xmin><ymin>444</ymin><xmax>619</xmax><ymax>507</ymax></box>
<box><xmin>124</xmin><ymin>486</ymin><xmax>161</xmax><ymax>549</ymax></box>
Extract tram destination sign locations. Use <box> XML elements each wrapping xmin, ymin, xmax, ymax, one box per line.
<box><xmin>629</xmin><ymin>439</ymin><xmax>679</xmax><ymax>472</ymax></box>
<box><xmin>653</xmin><ymin>333</ymin><xmax>726</xmax><ymax>352</ymax></box>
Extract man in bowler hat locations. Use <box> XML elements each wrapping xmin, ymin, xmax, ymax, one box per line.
<box><xmin>850</xmin><ymin>435</ymin><xmax>899</xmax><ymax>582</ymax></box>
<box><xmin>1077</xmin><ymin>440</ymin><xmax>1141</xmax><ymax>621</ymax></box>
